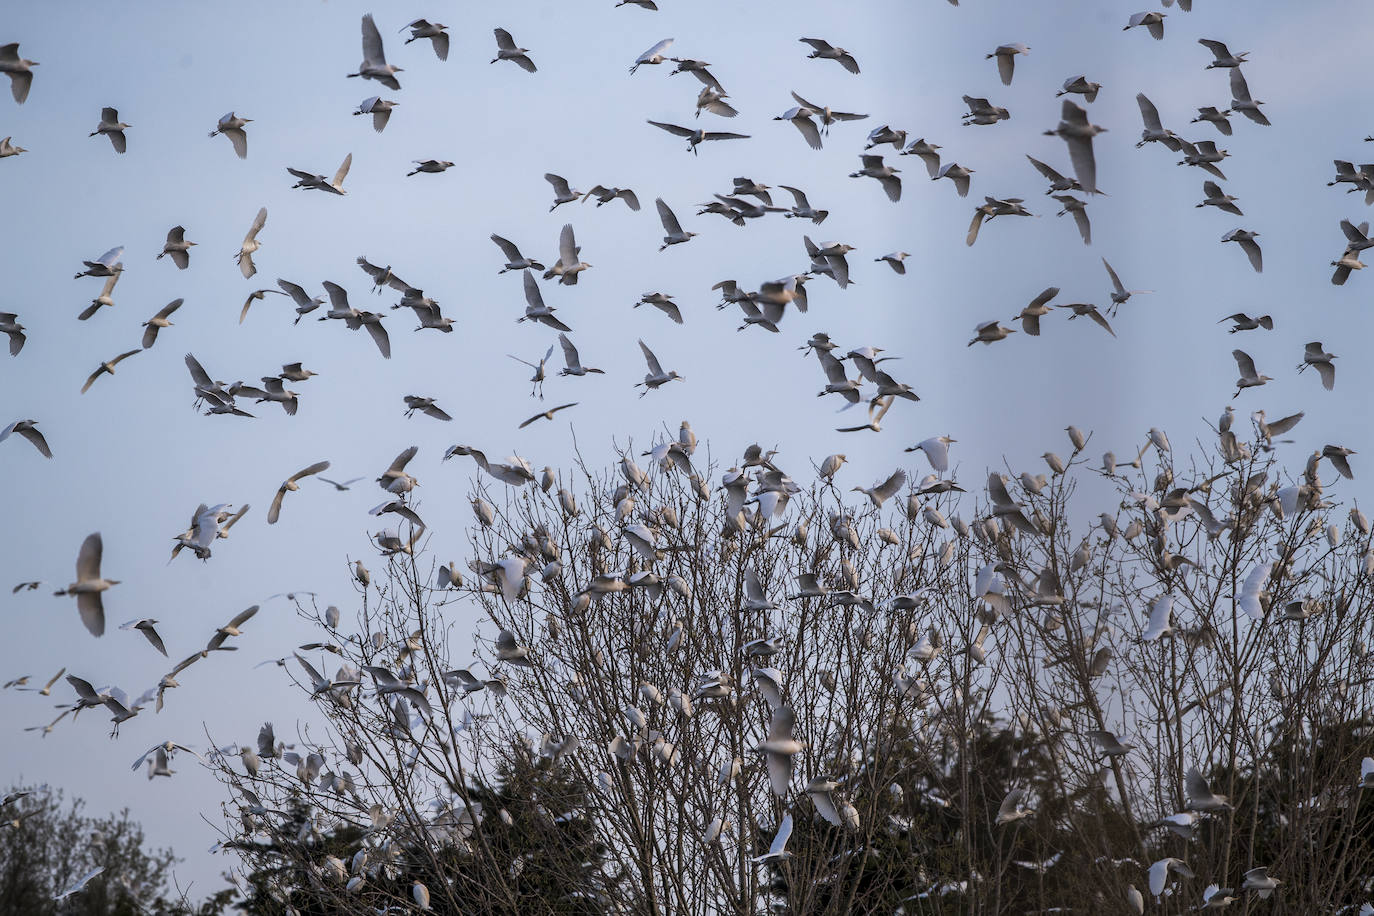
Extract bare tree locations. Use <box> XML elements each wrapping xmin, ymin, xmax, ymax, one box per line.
<box><xmin>210</xmin><ymin>421</ymin><xmax>1374</xmax><ymax>914</ymax></box>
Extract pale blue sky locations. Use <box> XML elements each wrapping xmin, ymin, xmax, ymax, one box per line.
<box><xmin>2</xmin><ymin>0</ymin><xmax>1371</xmax><ymax>897</ymax></box>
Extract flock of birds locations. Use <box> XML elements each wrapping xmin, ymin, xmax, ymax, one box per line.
<box><xmin>0</xmin><ymin>1</ymin><xmax>1370</xmax><ymax>910</ymax></box>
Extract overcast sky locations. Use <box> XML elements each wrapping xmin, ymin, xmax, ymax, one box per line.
<box><xmin>2</xmin><ymin>0</ymin><xmax>1371</xmax><ymax>897</ymax></box>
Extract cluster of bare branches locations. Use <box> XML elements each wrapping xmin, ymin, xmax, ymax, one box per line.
<box><xmin>208</xmin><ymin>420</ymin><xmax>1374</xmax><ymax>914</ymax></box>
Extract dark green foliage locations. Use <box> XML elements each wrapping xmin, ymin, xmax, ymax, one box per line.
<box><xmin>0</xmin><ymin>784</ymin><xmax>224</xmax><ymax>916</ymax></box>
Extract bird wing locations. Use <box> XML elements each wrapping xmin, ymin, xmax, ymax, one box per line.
<box><xmin>1102</xmin><ymin>258</ymin><xmax>1125</xmax><ymax>294</ymax></box>
<box><xmin>996</xmin><ymin>52</ymin><xmax>1014</xmax><ymax>86</ymax></box>
<box><xmin>779</xmin><ymin>184</ymin><xmax>810</xmax><ymax>208</ymax></box>
<box><xmin>223</xmin><ymin>126</ymin><xmax>248</xmax><ymax>159</ymax></box>
<box><xmin>266</xmin><ymin>486</ymin><xmax>289</xmax><ymax>525</ymax></box>
<box><xmin>77</xmin><ymin>591</ymin><xmax>105</xmax><ymax>637</ymax></box>
<box><xmin>240</xmin><ymin>292</ymin><xmax>266</xmax><ymax>324</ymax></box>
<box><xmin>769</xmin><ymin>813</ymin><xmax>794</xmax><ymax>855</ymax></box>
<box><xmin>490</xmin><ymin>234</ymin><xmax>521</xmax><ymax>261</ymax></box>
<box><xmin>1341</xmin><ymin>219</ymin><xmax>1370</xmax><ymax>244</ymax></box>
<box><xmin>1066</xmin><ymin>204</ymin><xmax>1088</xmax><ymax>241</ymax></box>
<box><xmin>1086</xmin><ymin>305</ymin><xmax>1113</xmax><ymax>335</ymax></box>
<box><xmin>767</xmin><ymin>705</ymin><xmax>797</xmax><ymax>744</ymax></box>
<box><xmin>639</xmin><ymin>340</ymin><xmax>664</xmax><ymax>376</ymax></box>
<box><xmin>331</xmin><ymin>153</ymin><xmax>352</xmax><ymax>189</ymax></box>
<box><xmin>114</xmin><ymin>347</ymin><xmax>140</xmax><ymax>367</ymax></box>
<box><xmin>874</xmin><ymin>469</ymin><xmax>908</xmax><ymax>501</ymax></box>
<box><xmin>545</xmin><ymin>173</ymin><xmax>572</xmax><ymax>197</ymax></box>
<box><xmin>1197</xmin><ymin>38</ymin><xmax>1230</xmax><ymax>59</ymax></box>
<box><xmin>1064</xmin><ymin>134</ymin><xmax>1098</xmax><ymax>196</ymax></box>
<box><xmin>1148</xmin><ymin>860</ymin><xmax>1170</xmax><ymax>897</ymax></box>
<box><xmin>559</xmin><ymin>223</ymin><xmax>578</xmax><ymax>266</ymax></box>
<box><xmin>96</xmin><ymin>272</ymin><xmax>119</xmax><ymax>302</ymax></box>
<box><xmin>557</xmin><ymin>333</ymin><xmax>581</xmax><ymax>369</ymax></box>
<box><xmin>800</xmin><ymin>38</ymin><xmax>834</xmax><ymax>52</ymax></box>
<box><xmin>1184</xmin><ymin>766</ymin><xmax>1210</xmax><ymax>801</ymax></box>
<box><xmin>1315</xmin><ymin>361</ymin><xmax>1335</xmax><ymax>390</ymax></box>
<box><xmin>917</xmin><ymin>437</ymin><xmax>951</xmax><ymax>473</ymax></box>
<box><xmin>1228</xmin><ymin>67</ymin><xmax>1252</xmax><ymax>102</ymax></box>
<box><xmin>16</xmin><ymin>424</ymin><xmax>51</xmax><ymax>458</ymax></box>
<box><xmin>1203</xmin><ymin>180</ymin><xmax>1224</xmax><ymax>199</ymax></box>
<box><xmin>76</xmin><ymin>532</ymin><xmax>103</xmax><ymax>583</ymax></box>
<box><xmin>986</xmin><ymin>473</ymin><xmax>1016</xmax><ymax>506</ymax></box>
<box><xmin>241</xmin><ymin>209</ymin><xmax>267</xmax><ymax>249</ymax></box>
<box><xmin>817</xmin><ymin>349</ymin><xmax>847</xmax><ymax>384</ymax></box>
<box><xmin>154</xmin><ymin>298</ymin><xmax>183</xmax><ymax>321</ymax></box>
<box><xmin>1030</xmin><ymin>287</ymin><xmax>1060</xmax><ymax>309</ymax></box>
<box><xmin>1238</xmin><ymin>238</ymin><xmax>1263</xmax><ymax>273</ymax></box>
<box><xmin>321</xmin><ymin>281</ymin><xmax>351</xmax><ymax>312</ymax></box>
<box><xmin>364</xmin><ymin>319</ymin><xmax>391</xmax><ymax>358</ymax></box>
<box><xmin>140</xmin><ymin>623</ymin><xmax>168</xmax><ymax>656</ymax></box>
<box><xmin>355</xmin><ymin>256</ymin><xmax>389</xmax><ymax>283</ymax></box>
<box><xmin>998</xmin><ymin>788</ymin><xmax>1024</xmax><ymax>820</ymax></box>
<box><xmin>656</xmin><ymin>198</ymin><xmax>684</xmax><ymax>235</ymax></box>
<box><xmin>289</xmin><ymin>460</ymin><xmax>332</xmax><ymax>485</ymax></box>
<box><xmin>166</xmin><ymin>226</ymin><xmax>185</xmax><ymax>246</ymax></box>
<box><xmin>361</xmin><ymin>13</ymin><xmax>387</xmax><ymax>66</ymax></box>
<box><xmin>432</xmin><ymin>33</ymin><xmax>450</xmax><ymax>61</ymax></box>
<box><xmin>388</xmin><ymin>445</ymin><xmax>418</xmax><ymax>474</ymax></box>
<box><xmin>618</xmin><ymin>189</ymin><xmax>641</xmax><ymax>210</ymax></box>
<box><xmin>494</xmin><ymin>28</ymin><xmax>516</xmax><ymax>51</ymax></box>
<box><xmin>792</xmin><ymin>116</ymin><xmax>823</xmax><ymax>150</ymax></box>
<box><xmin>1232</xmin><ymin>349</ymin><xmax>1258</xmax><ymax>378</ymax></box>
<box><xmin>1136</xmin><ymin>93</ymin><xmax>1164</xmax><ymax>131</ymax></box>
<box><xmin>522</xmin><ymin>269</ymin><xmax>545</xmax><ymax>311</ymax></box>
<box><xmin>790</xmin><ymin>90</ymin><xmax>821</xmax><ymax>112</ymax></box>
<box><xmin>223</xmin><ymin>604</ymin><xmax>258</xmax><ymax>634</ymax></box>
<box><xmin>647</xmin><ymin>120</ymin><xmax>693</xmax><ymax>138</ymax></box>
<box><xmin>640</xmin><ymin>38</ymin><xmax>674</xmax><ymax>60</ymax></box>
<box><xmin>1026</xmin><ymin>155</ymin><xmax>1064</xmax><ymax>182</ymax></box>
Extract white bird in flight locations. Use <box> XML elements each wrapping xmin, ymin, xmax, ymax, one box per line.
<box><xmin>492</xmin><ymin>28</ymin><xmax>537</xmax><ymax>73</ymax></box>
<box><xmin>268</xmin><ymin>461</ymin><xmax>332</xmax><ymax>524</ymax></box>
<box><xmin>800</xmin><ymin>38</ymin><xmax>859</xmax><ymax>74</ymax></box>
<box><xmin>1044</xmin><ymin>100</ymin><xmax>1105</xmax><ymax>195</ymax></box>
<box><xmin>236</xmin><ymin>207</ymin><xmax>268</xmax><ymax>279</ymax></box>
<box><xmin>208</xmin><ymin>112</ymin><xmax>250</xmax><ymax>158</ymax></box>
<box><xmin>353</xmin><ymin>96</ymin><xmax>397</xmax><ymax>133</ymax></box>
<box><xmin>401</xmin><ymin>19</ymin><xmax>449</xmax><ymax>61</ymax></box>
<box><xmin>56</xmin><ymin>533</ymin><xmax>119</xmax><ymax>637</ymax></box>
<box><xmin>89</xmin><ymin>107</ymin><xmax>131</xmax><ymax>153</ymax></box>
<box><xmin>636</xmin><ymin>340</ymin><xmax>684</xmax><ymax>396</ymax></box>
<box><xmin>631</xmin><ymin>38</ymin><xmax>674</xmax><ymax>74</ymax></box>
<box><xmin>655</xmin><ymin>198</ymin><xmax>696</xmax><ymax>251</ymax></box>
<box><xmin>348</xmin><ymin>14</ymin><xmax>403</xmax><ymax>89</ymax></box>
<box><xmin>0</xmin><ymin>43</ymin><xmax>38</xmax><ymax>105</ymax></box>
<box><xmin>288</xmin><ymin>153</ymin><xmax>351</xmax><ymax>195</ymax></box>
<box><xmin>987</xmin><ymin>43</ymin><xmax>1029</xmax><ymax>85</ymax></box>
